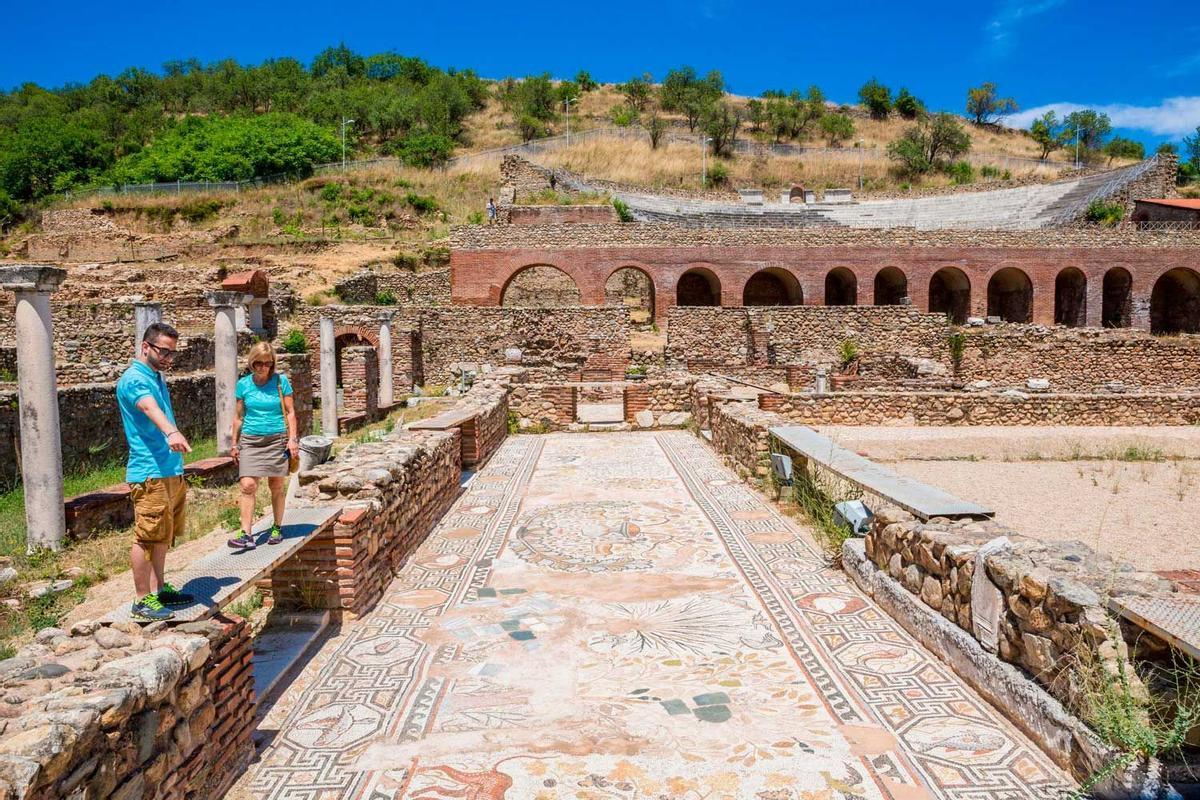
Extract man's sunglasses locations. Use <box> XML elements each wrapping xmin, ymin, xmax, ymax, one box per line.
<box><xmin>146</xmin><ymin>343</ymin><xmax>178</xmax><ymax>359</ymax></box>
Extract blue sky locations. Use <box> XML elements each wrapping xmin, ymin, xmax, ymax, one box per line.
<box><xmin>4</xmin><ymin>0</ymin><xmax>1198</xmax><ymax>148</ymax></box>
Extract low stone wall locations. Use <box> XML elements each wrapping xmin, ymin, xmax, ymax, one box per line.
<box><xmin>709</xmin><ymin>400</ymin><xmax>778</xmax><ymax>485</ymax></box>
<box><xmin>621</xmin><ymin>377</ymin><xmax>696</xmax><ymax>426</ymax></box>
<box><xmin>280</xmin><ymin>380</ymin><xmax>510</xmax><ymax>614</ymax></box>
<box><xmin>760</xmin><ymin>390</ymin><xmax>1200</xmax><ymax>426</ymax></box>
<box><xmin>0</xmin><ymin>613</ymin><xmax>254</xmax><ymax>800</ymax></box>
<box><xmin>0</xmin><ymin>373</ymin><xmax>217</xmax><ymax>485</ymax></box>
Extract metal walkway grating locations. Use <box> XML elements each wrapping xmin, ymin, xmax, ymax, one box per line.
<box><xmin>1110</xmin><ymin>594</ymin><xmax>1200</xmax><ymax>660</ymax></box>
<box><xmin>102</xmin><ymin>505</ymin><xmax>342</xmax><ymax>625</ymax></box>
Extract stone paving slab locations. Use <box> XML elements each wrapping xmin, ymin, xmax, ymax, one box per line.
<box><xmin>772</xmin><ymin>425</ymin><xmax>993</xmax><ymax>520</ymax></box>
<box><xmin>102</xmin><ymin>505</ymin><xmax>341</xmax><ymax>625</ymax></box>
<box><xmin>241</xmin><ymin>432</ymin><xmax>1070</xmax><ymax>799</ymax></box>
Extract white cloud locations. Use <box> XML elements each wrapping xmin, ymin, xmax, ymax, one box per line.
<box><xmin>984</xmin><ymin>0</ymin><xmax>1067</xmax><ymax>56</ymax></box>
<box><xmin>1006</xmin><ymin>97</ymin><xmax>1200</xmax><ymax>139</ymax></box>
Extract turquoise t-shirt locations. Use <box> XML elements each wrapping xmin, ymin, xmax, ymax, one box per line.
<box><xmin>236</xmin><ymin>373</ymin><xmax>293</xmax><ymax>436</ymax></box>
<box><xmin>117</xmin><ymin>361</ymin><xmax>184</xmax><ymax>483</ymax></box>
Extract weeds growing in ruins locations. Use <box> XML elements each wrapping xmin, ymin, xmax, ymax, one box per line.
<box><xmin>1069</xmin><ymin>627</ymin><xmax>1200</xmax><ymax>798</ymax></box>
<box><xmin>227</xmin><ymin>589</ymin><xmax>264</xmax><ymax>620</ymax></box>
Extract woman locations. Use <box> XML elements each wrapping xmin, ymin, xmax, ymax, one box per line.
<box><xmin>228</xmin><ymin>342</ymin><xmax>298</xmax><ymax>550</ymax></box>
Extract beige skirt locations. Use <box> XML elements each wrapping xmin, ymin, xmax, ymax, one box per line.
<box><xmin>238</xmin><ymin>432</ymin><xmax>289</xmax><ymax>478</ymax></box>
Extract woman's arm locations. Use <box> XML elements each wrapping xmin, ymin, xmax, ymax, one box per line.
<box><xmin>283</xmin><ymin>394</ymin><xmax>298</xmax><ymax>457</ymax></box>
<box><xmin>231</xmin><ymin>398</ymin><xmax>245</xmax><ymax>459</ymax></box>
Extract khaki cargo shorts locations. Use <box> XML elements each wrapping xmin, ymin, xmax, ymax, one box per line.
<box><xmin>130</xmin><ymin>475</ymin><xmax>188</xmax><ymax>550</ymax></box>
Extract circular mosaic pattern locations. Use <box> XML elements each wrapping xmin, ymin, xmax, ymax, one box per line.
<box><xmin>511</xmin><ymin>501</ymin><xmax>675</xmax><ymax>573</ymax></box>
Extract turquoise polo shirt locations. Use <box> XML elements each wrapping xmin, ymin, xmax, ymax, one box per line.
<box><xmin>117</xmin><ymin>360</ymin><xmax>184</xmax><ymax>483</ymax></box>
<box><xmin>235</xmin><ymin>373</ymin><xmax>292</xmax><ymax>436</ymax></box>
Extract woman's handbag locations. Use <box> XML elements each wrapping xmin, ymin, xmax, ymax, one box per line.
<box><xmin>277</xmin><ymin>377</ymin><xmax>300</xmax><ymax>474</ymax></box>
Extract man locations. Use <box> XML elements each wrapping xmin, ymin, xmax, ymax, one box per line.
<box><xmin>486</xmin><ymin>197</ymin><xmax>497</xmax><ymax>225</ymax></box>
<box><xmin>117</xmin><ymin>322</ymin><xmax>195</xmax><ymax>622</ymax></box>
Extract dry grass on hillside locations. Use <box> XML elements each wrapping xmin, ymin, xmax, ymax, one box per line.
<box><xmin>539</xmin><ymin>136</ymin><xmax>1068</xmax><ymax>193</ymax></box>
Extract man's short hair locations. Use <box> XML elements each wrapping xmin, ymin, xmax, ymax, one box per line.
<box><xmin>143</xmin><ymin>322</ymin><xmax>180</xmax><ymax>344</ymax></box>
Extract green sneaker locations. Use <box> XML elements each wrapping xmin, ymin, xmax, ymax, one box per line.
<box><xmin>268</xmin><ymin>525</ymin><xmax>283</xmax><ymax>545</ymax></box>
<box><xmin>157</xmin><ymin>582</ymin><xmax>194</xmax><ymax>608</ymax></box>
<box><xmin>131</xmin><ymin>593</ymin><xmax>174</xmax><ymax>623</ymax></box>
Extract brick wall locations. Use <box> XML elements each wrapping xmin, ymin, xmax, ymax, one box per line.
<box><xmin>449</xmin><ymin>224</ymin><xmax>1200</xmax><ymax>329</ymax></box>
<box><xmin>340</xmin><ymin>345</ymin><xmax>378</xmax><ymax>416</ymax></box>
<box><xmin>0</xmin><ymin>373</ymin><xmax>216</xmax><ymax>485</ymax></box>
<box><xmin>277</xmin><ymin>353</ymin><xmax>313</xmax><ymax>438</ymax></box>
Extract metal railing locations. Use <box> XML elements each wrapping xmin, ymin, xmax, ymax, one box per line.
<box><xmin>1047</xmin><ymin>156</ymin><xmax>1162</xmax><ymax>225</ymax></box>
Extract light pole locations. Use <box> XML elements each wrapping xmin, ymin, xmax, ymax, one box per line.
<box><xmin>701</xmin><ymin>136</ymin><xmax>713</xmax><ymax>187</ymax></box>
<box><xmin>341</xmin><ymin>118</ymin><xmax>355</xmax><ymax>172</ymax></box>
<box><xmin>1074</xmin><ymin>126</ymin><xmax>1084</xmax><ymax>169</ymax></box>
<box><xmin>856</xmin><ymin>140</ymin><xmax>864</xmax><ymax>191</ymax></box>
<box><xmin>564</xmin><ymin>96</ymin><xmax>575</xmax><ymax>147</ymax></box>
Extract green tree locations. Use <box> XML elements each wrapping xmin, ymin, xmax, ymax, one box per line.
<box><xmin>702</xmin><ymin>101</ymin><xmax>741</xmax><ymax>157</ymax></box>
<box><xmin>659</xmin><ymin>67</ymin><xmax>724</xmax><ymax>132</ymax></box>
<box><xmin>392</xmin><ymin>131</ymin><xmax>455</xmax><ymax>167</ymax></box>
<box><xmin>1062</xmin><ymin>109</ymin><xmax>1113</xmax><ymax>155</ymax></box>
<box><xmin>1103</xmin><ymin>136</ymin><xmax>1145</xmax><ymax>164</ymax></box>
<box><xmin>575</xmin><ymin>71</ymin><xmax>598</xmax><ymax>92</ymax></box>
<box><xmin>311</xmin><ymin>44</ymin><xmax>366</xmax><ymax>81</ymax></box>
<box><xmin>1157</xmin><ymin>141</ymin><xmax>1178</xmax><ymax>156</ymax></box>
<box><xmin>887</xmin><ymin>112</ymin><xmax>971</xmax><ymax>175</ymax></box>
<box><xmin>819</xmin><ymin>112</ymin><xmax>855</xmax><ymax>146</ymax></box>
<box><xmin>1029</xmin><ymin>111</ymin><xmax>1066</xmax><ymax>160</ymax></box>
<box><xmin>894</xmin><ymin>88</ymin><xmax>924</xmax><ymax>120</ymax></box>
<box><xmin>1183</xmin><ymin>126</ymin><xmax>1200</xmax><ymax>168</ymax></box>
<box><xmin>620</xmin><ymin>73</ymin><xmax>653</xmax><ymax>112</ymax></box>
<box><xmin>858</xmin><ymin>78</ymin><xmax>892</xmax><ymax>120</ymax></box>
<box><xmin>966</xmin><ymin>82</ymin><xmax>1018</xmax><ymax>125</ymax></box>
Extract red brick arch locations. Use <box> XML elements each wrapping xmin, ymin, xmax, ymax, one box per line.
<box><xmin>333</xmin><ymin>325</ymin><xmax>380</xmax><ymax>348</ymax></box>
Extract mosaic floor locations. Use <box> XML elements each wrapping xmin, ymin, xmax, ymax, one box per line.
<box><xmin>243</xmin><ymin>432</ymin><xmax>1074</xmax><ymax>800</ymax></box>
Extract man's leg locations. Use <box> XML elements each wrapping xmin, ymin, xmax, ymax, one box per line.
<box><xmin>150</xmin><ymin>542</ymin><xmax>169</xmax><ymax>593</ymax></box>
<box><xmin>131</xmin><ymin>543</ymin><xmax>152</xmax><ymax>598</ymax></box>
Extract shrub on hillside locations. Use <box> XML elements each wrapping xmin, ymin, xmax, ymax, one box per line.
<box><xmin>819</xmin><ymin>113</ymin><xmax>855</xmax><ymax>147</ymax></box>
<box><xmin>858</xmin><ymin>79</ymin><xmax>892</xmax><ymax>120</ymax></box>
<box><xmin>1085</xmin><ymin>200</ymin><xmax>1124</xmax><ymax>227</ymax></box>
<box><xmin>610</xmin><ymin>105</ymin><xmax>638</xmax><ymax>127</ymax></box>
<box><xmin>612</xmin><ymin>198</ymin><xmax>633</xmax><ymax>222</ymax></box>
<box><xmin>705</xmin><ymin>161</ymin><xmax>729</xmax><ymax>187</ymax></box>
<box><xmin>391</xmin><ymin>132</ymin><xmax>455</xmax><ymax>168</ymax></box>
<box><xmin>0</xmin><ymin>189</ymin><xmax>21</xmax><ymax>231</ymax></box>
<box><xmin>887</xmin><ymin>113</ymin><xmax>970</xmax><ymax>176</ymax></box>
<box><xmin>375</xmin><ymin>290</ymin><xmax>398</xmax><ymax>305</ymax></box>
<box><xmin>894</xmin><ymin>88</ymin><xmax>924</xmax><ymax>120</ymax></box>
<box><xmin>404</xmin><ymin>192</ymin><xmax>439</xmax><ymax>214</ymax></box>
<box><xmin>948</xmin><ymin>161</ymin><xmax>975</xmax><ymax>184</ymax></box>
<box><xmin>110</xmin><ymin>113</ymin><xmax>339</xmax><ymax>183</ymax></box>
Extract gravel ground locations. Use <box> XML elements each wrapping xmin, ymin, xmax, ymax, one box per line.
<box><xmin>814</xmin><ymin>426</ymin><xmax>1200</xmax><ymax>573</ymax></box>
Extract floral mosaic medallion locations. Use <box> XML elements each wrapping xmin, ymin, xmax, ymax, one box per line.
<box><xmin>245</xmin><ymin>433</ymin><xmax>1074</xmax><ymax>800</ymax></box>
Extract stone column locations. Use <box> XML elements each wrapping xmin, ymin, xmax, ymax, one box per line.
<box><xmin>133</xmin><ymin>299</ymin><xmax>162</xmax><ymax>356</ymax></box>
<box><xmin>0</xmin><ymin>265</ymin><xmax>67</xmax><ymax>551</ymax></box>
<box><xmin>376</xmin><ymin>311</ymin><xmax>394</xmax><ymax>409</ymax></box>
<box><xmin>206</xmin><ymin>291</ymin><xmax>250</xmax><ymax>455</ymax></box>
<box><xmin>247</xmin><ymin>298</ymin><xmax>267</xmax><ymax>333</ymax></box>
<box><xmin>319</xmin><ymin>315</ymin><xmax>338</xmax><ymax>437</ymax></box>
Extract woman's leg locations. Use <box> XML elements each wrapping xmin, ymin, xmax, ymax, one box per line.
<box><xmin>268</xmin><ymin>476</ymin><xmax>286</xmax><ymax>527</ymax></box>
<box><xmin>239</xmin><ymin>476</ymin><xmax>259</xmax><ymax>534</ymax></box>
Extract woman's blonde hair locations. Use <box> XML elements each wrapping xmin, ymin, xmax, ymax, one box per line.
<box><xmin>246</xmin><ymin>341</ymin><xmax>277</xmax><ymax>377</ymax></box>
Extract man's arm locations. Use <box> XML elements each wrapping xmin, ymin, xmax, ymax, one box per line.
<box><xmin>135</xmin><ymin>395</ymin><xmax>192</xmax><ymax>453</ymax></box>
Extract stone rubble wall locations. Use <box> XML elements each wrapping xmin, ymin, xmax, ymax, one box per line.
<box><xmin>760</xmin><ymin>390</ymin><xmax>1200</xmax><ymax>426</ymax></box>
<box><xmin>863</xmin><ymin>508</ymin><xmax>1174</xmax><ymax>735</ymax></box>
<box><xmin>667</xmin><ymin>307</ymin><xmax>947</xmax><ymax>366</ymax></box>
<box><xmin>0</xmin><ymin>613</ymin><xmax>254</xmax><ymax>800</ymax></box>
<box><xmin>276</xmin><ymin>353</ymin><xmax>313</xmax><ymax>440</ymax></box>
<box><xmin>340</xmin><ymin>345</ymin><xmax>379</xmax><ymax>417</ymax></box>
<box><xmin>449</xmin><ymin>221</ymin><xmax>1200</xmax><ymax>251</ymax></box>
<box><xmin>508</xmin><ymin>205</ymin><xmax>618</xmax><ymax>225</ymax></box>
<box><xmin>507</xmin><ymin>384</ymin><xmax>577</xmax><ymax>430</ymax></box>
<box><xmin>332</xmin><ymin>269</ymin><xmax>451</xmax><ymax>307</ymax></box>
<box><xmin>621</xmin><ymin>377</ymin><xmax>697</xmax><ymax>427</ymax></box>
<box><xmin>957</xmin><ymin>327</ymin><xmax>1200</xmax><ymax>391</ymax></box>
<box><xmin>289</xmin><ymin>305</ymin><xmax>630</xmax><ymax>389</ymax></box>
<box><xmin>709</xmin><ymin>399</ymin><xmax>778</xmax><ymax>485</ymax></box>
<box><xmin>0</xmin><ymin>374</ymin><xmax>217</xmax><ymax>486</ymax></box>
